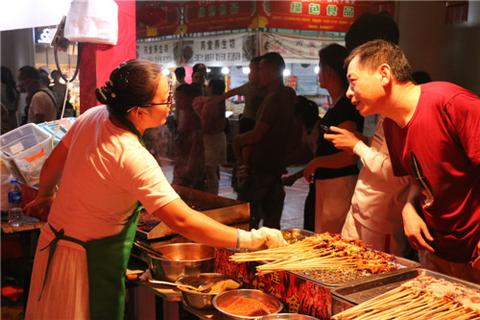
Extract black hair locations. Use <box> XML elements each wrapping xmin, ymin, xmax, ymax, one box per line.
<box><xmin>250</xmin><ymin>55</ymin><xmax>263</xmax><ymax>66</ymax></box>
<box><xmin>95</xmin><ymin>59</ymin><xmax>162</xmax><ymax>139</ymax></box>
<box><xmin>1</xmin><ymin>66</ymin><xmax>18</xmax><ymax>102</ymax></box>
<box><xmin>295</xmin><ymin>96</ymin><xmax>319</xmax><ymax>132</ymax></box>
<box><xmin>208</xmin><ymin>78</ymin><xmax>225</xmax><ymax>96</ymax></box>
<box><xmin>319</xmin><ymin>44</ymin><xmax>349</xmax><ymax>89</ymax></box>
<box><xmin>346</xmin><ymin>40</ymin><xmax>413</xmax><ymax>83</ymax></box>
<box><xmin>345</xmin><ymin>12</ymin><xmax>399</xmax><ymax>52</ymax></box>
<box><xmin>50</xmin><ymin>69</ymin><xmax>61</xmax><ymax>79</ymax></box>
<box><xmin>411</xmin><ymin>70</ymin><xmax>432</xmax><ymax>84</ymax></box>
<box><xmin>261</xmin><ymin>52</ymin><xmax>285</xmax><ymax>72</ymax></box>
<box><xmin>18</xmin><ymin>66</ymin><xmax>40</xmax><ymax>81</ymax></box>
<box><xmin>174</xmin><ymin>67</ymin><xmax>186</xmax><ymax>79</ymax></box>
<box><xmin>38</xmin><ymin>68</ymin><xmax>50</xmax><ymax>86</ymax></box>
<box><xmin>193</xmin><ymin>63</ymin><xmax>207</xmax><ymax>75</ymax></box>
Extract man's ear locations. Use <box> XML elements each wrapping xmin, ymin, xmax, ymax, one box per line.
<box><xmin>378</xmin><ymin>63</ymin><xmax>392</xmax><ymax>86</ymax></box>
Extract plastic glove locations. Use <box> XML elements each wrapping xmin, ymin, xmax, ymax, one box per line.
<box><xmin>238</xmin><ymin>227</ymin><xmax>287</xmax><ymax>250</ymax></box>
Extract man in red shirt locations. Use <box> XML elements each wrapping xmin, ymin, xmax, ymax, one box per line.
<box><xmin>343</xmin><ymin>39</ymin><xmax>479</xmax><ymax>282</ymax></box>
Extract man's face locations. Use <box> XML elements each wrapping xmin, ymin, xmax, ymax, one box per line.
<box><xmin>16</xmin><ymin>74</ymin><xmax>30</xmax><ymax>93</ymax></box>
<box><xmin>346</xmin><ymin>56</ymin><xmax>385</xmax><ymax>116</ymax></box>
<box><xmin>192</xmin><ymin>71</ymin><xmax>205</xmax><ymax>85</ymax></box>
<box><xmin>258</xmin><ymin>60</ymin><xmax>275</xmax><ymax>87</ymax></box>
<box><xmin>248</xmin><ymin>63</ymin><xmax>258</xmax><ymax>84</ymax></box>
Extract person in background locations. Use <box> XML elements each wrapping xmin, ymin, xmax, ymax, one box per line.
<box><xmin>172</xmin><ymin>84</ymin><xmax>205</xmax><ymax>190</ymax></box>
<box><xmin>17</xmin><ymin>66</ymin><xmax>57</xmax><ymax>124</ymax></box>
<box><xmin>174</xmin><ymin>66</ymin><xmax>186</xmax><ymax>88</ymax></box>
<box><xmin>411</xmin><ymin>70</ymin><xmax>432</xmax><ymax>85</ymax></box>
<box><xmin>235</xmin><ymin>52</ymin><xmax>296</xmax><ymax>229</ymax></box>
<box><xmin>50</xmin><ymin>70</ymin><xmax>67</xmax><ymax>117</ymax></box>
<box><xmin>344</xmin><ymin>40</ymin><xmax>479</xmax><ymax>282</ymax></box>
<box><xmin>193</xmin><ymin>78</ymin><xmax>227</xmax><ymax>194</ymax></box>
<box><xmin>38</xmin><ymin>68</ymin><xmax>51</xmax><ymax>88</ymax></box>
<box><xmin>303</xmin><ymin>44</ymin><xmax>363</xmax><ymax>234</ymax></box>
<box><xmin>1</xmin><ymin>66</ymin><xmax>19</xmax><ymax>131</ymax></box>
<box><xmin>191</xmin><ymin>63</ymin><xmax>208</xmax><ymax>96</ymax></box>
<box><xmin>323</xmin><ymin>11</ymin><xmax>413</xmax><ymax>257</ymax></box>
<box><xmin>282</xmin><ymin>96</ymin><xmax>320</xmax><ymax>232</ymax></box>
<box><xmin>24</xmin><ymin>59</ymin><xmax>286</xmax><ymax>320</ymax></box>
<box><xmin>216</xmin><ymin>56</ymin><xmax>266</xmax><ymax>191</ymax></box>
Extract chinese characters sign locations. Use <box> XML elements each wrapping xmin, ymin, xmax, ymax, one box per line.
<box><xmin>137</xmin><ymin>33</ymin><xmax>254</xmax><ymax>66</ymax></box>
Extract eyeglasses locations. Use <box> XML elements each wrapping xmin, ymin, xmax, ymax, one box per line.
<box><xmin>127</xmin><ymin>79</ymin><xmax>173</xmax><ymax>112</ymax></box>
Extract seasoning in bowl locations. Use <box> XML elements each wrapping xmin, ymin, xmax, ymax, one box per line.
<box><xmin>218</xmin><ymin>296</ymin><xmax>279</xmax><ymax>317</ymax></box>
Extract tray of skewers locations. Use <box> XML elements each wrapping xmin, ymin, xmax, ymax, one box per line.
<box><xmin>229</xmin><ymin>232</ymin><xmax>419</xmax><ymax>287</ymax></box>
<box><xmin>331</xmin><ymin>268</ymin><xmax>480</xmax><ymax>319</ymax></box>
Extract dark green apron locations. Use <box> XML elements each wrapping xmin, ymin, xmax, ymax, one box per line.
<box><xmin>39</xmin><ymin>204</ymin><xmax>142</xmax><ymax>320</ymax></box>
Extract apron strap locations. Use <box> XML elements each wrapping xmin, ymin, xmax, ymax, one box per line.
<box><xmin>38</xmin><ymin>224</ymin><xmax>87</xmax><ymax>301</ymax></box>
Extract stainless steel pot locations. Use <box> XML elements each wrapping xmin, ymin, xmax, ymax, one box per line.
<box><xmin>176</xmin><ymin>273</ymin><xmax>240</xmax><ymax>310</ymax></box>
<box><xmin>213</xmin><ymin>289</ymin><xmax>283</xmax><ymax>319</ymax></box>
<box><xmin>148</xmin><ymin>243</ymin><xmax>214</xmax><ymax>281</ymax></box>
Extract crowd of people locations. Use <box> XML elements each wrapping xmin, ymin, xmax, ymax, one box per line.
<box><xmin>1</xmin><ymin>65</ymin><xmax>74</xmax><ymax>134</ymax></box>
<box><xmin>159</xmin><ymin>12</ymin><xmax>479</xmax><ymax>284</ymax></box>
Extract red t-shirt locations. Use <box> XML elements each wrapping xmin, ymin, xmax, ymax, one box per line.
<box><xmin>383</xmin><ymin>82</ymin><xmax>480</xmax><ymax>262</ymax></box>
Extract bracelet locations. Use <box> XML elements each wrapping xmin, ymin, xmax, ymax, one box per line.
<box><xmin>236</xmin><ymin>229</ymin><xmax>241</xmax><ymax>250</ymax></box>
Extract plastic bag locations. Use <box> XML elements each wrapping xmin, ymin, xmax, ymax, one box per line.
<box><xmin>64</xmin><ymin>0</ymin><xmax>118</xmax><ymax>45</ymax></box>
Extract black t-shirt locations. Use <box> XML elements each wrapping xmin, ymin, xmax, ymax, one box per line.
<box><xmin>314</xmin><ymin>95</ymin><xmax>364</xmax><ymax>180</ymax></box>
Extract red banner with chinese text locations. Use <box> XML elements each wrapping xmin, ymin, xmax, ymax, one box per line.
<box><xmin>260</xmin><ymin>1</ymin><xmax>395</xmax><ymax>33</ymax></box>
<box><xmin>184</xmin><ymin>1</ymin><xmax>258</xmax><ymax>33</ymax></box>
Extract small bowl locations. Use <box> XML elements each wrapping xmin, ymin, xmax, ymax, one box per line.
<box><xmin>148</xmin><ymin>243</ymin><xmax>214</xmax><ymax>281</ymax></box>
<box><xmin>213</xmin><ymin>289</ymin><xmax>283</xmax><ymax>319</ymax></box>
<box><xmin>176</xmin><ymin>273</ymin><xmax>241</xmax><ymax>310</ymax></box>
<box><xmin>259</xmin><ymin>314</ymin><xmax>319</xmax><ymax>320</ymax></box>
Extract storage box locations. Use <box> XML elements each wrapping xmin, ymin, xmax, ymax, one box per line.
<box><xmin>0</xmin><ymin>123</ymin><xmax>53</xmax><ymax>187</ymax></box>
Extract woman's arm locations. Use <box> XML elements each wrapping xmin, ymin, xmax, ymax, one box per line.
<box><xmin>24</xmin><ymin>141</ymin><xmax>69</xmax><ymax>219</ymax></box>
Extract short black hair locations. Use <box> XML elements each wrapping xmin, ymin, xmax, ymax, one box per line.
<box><xmin>18</xmin><ymin>66</ymin><xmax>40</xmax><ymax>81</ymax></box>
<box><xmin>411</xmin><ymin>70</ymin><xmax>432</xmax><ymax>84</ymax></box>
<box><xmin>319</xmin><ymin>44</ymin><xmax>349</xmax><ymax>89</ymax></box>
<box><xmin>208</xmin><ymin>78</ymin><xmax>225</xmax><ymax>95</ymax></box>
<box><xmin>345</xmin><ymin>12</ymin><xmax>399</xmax><ymax>52</ymax></box>
<box><xmin>261</xmin><ymin>52</ymin><xmax>285</xmax><ymax>71</ymax></box>
<box><xmin>174</xmin><ymin>67</ymin><xmax>186</xmax><ymax>79</ymax></box>
<box><xmin>193</xmin><ymin>63</ymin><xmax>207</xmax><ymax>74</ymax></box>
<box><xmin>250</xmin><ymin>55</ymin><xmax>263</xmax><ymax>66</ymax></box>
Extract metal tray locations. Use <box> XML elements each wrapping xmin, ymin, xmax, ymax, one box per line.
<box><xmin>292</xmin><ymin>255</ymin><xmax>420</xmax><ymax>288</ymax></box>
<box><xmin>331</xmin><ymin>268</ymin><xmax>480</xmax><ymax>314</ymax></box>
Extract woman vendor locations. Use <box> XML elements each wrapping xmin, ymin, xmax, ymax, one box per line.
<box><xmin>24</xmin><ymin>60</ymin><xmax>285</xmax><ymax>320</ymax></box>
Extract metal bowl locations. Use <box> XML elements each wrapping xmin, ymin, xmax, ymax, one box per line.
<box><xmin>213</xmin><ymin>289</ymin><xmax>283</xmax><ymax>319</ymax></box>
<box><xmin>176</xmin><ymin>273</ymin><xmax>240</xmax><ymax>310</ymax></box>
<box><xmin>148</xmin><ymin>243</ymin><xmax>214</xmax><ymax>281</ymax></box>
<box><xmin>259</xmin><ymin>314</ymin><xmax>319</xmax><ymax>320</ymax></box>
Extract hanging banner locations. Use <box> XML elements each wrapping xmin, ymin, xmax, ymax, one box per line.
<box><xmin>137</xmin><ymin>33</ymin><xmax>255</xmax><ymax>67</ymax></box>
<box><xmin>259</xmin><ymin>1</ymin><xmax>395</xmax><ymax>33</ymax></box>
<box><xmin>136</xmin><ymin>1</ymin><xmax>181</xmax><ymax>38</ymax></box>
<box><xmin>184</xmin><ymin>1</ymin><xmax>258</xmax><ymax>33</ymax></box>
<box><xmin>260</xmin><ymin>32</ymin><xmax>343</xmax><ymax>62</ymax></box>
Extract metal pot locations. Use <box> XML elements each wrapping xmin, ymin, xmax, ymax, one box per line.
<box><xmin>148</xmin><ymin>243</ymin><xmax>214</xmax><ymax>281</ymax></box>
<box><xmin>213</xmin><ymin>289</ymin><xmax>283</xmax><ymax>319</ymax></box>
<box><xmin>176</xmin><ymin>273</ymin><xmax>240</xmax><ymax>310</ymax></box>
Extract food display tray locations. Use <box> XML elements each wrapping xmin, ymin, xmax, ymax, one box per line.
<box><xmin>293</xmin><ymin>255</ymin><xmax>420</xmax><ymax>288</ymax></box>
<box><xmin>331</xmin><ymin>268</ymin><xmax>480</xmax><ymax>315</ymax></box>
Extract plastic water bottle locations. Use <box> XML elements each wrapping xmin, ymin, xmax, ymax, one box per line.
<box><xmin>8</xmin><ymin>179</ymin><xmax>23</xmax><ymax>227</ymax></box>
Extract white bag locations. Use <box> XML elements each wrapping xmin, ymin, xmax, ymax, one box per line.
<box><xmin>64</xmin><ymin>0</ymin><xmax>118</xmax><ymax>45</ymax></box>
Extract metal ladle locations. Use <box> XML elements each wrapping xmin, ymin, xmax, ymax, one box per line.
<box><xmin>148</xmin><ymin>279</ymin><xmax>213</xmax><ymax>292</ymax></box>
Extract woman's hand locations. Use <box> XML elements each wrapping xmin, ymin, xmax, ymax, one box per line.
<box><xmin>24</xmin><ymin>195</ymin><xmax>54</xmax><ymax>221</ymax></box>
<box><xmin>402</xmin><ymin>202</ymin><xmax>434</xmax><ymax>253</ymax></box>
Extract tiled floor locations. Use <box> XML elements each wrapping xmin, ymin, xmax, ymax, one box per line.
<box><xmin>158</xmin><ymin>157</ymin><xmax>308</xmax><ymax>230</ymax></box>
